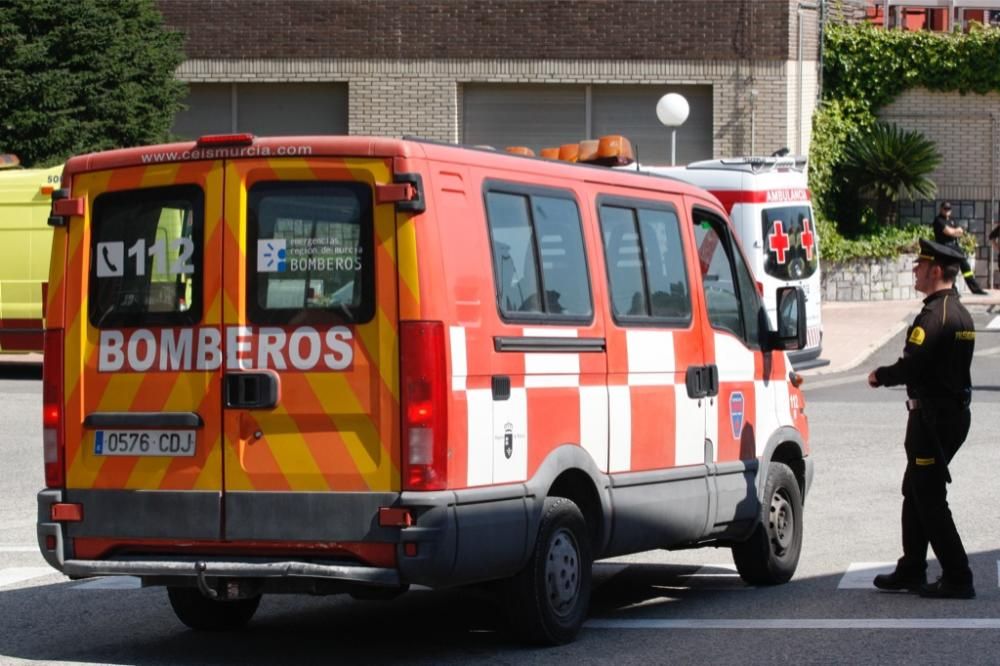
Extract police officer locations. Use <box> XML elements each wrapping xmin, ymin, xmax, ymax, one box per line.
<box><xmin>933</xmin><ymin>202</ymin><xmax>986</xmax><ymax>295</ymax></box>
<box><xmin>867</xmin><ymin>238</ymin><xmax>976</xmax><ymax>599</ymax></box>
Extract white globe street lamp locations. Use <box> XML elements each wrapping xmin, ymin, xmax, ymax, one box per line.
<box><xmin>656</xmin><ymin>93</ymin><xmax>690</xmax><ymax>166</ymax></box>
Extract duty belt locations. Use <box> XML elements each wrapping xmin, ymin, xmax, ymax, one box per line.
<box><xmin>905</xmin><ymin>397</ymin><xmax>970</xmax><ymax>411</ymax></box>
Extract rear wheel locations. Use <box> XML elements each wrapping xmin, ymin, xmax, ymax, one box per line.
<box><xmin>503</xmin><ymin>497</ymin><xmax>592</xmax><ymax>645</ymax></box>
<box><xmin>167</xmin><ymin>586</ymin><xmax>261</xmax><ymax>631</ymax></box>
<box><xmin>731</xmin><ymin>461</ymin><xmax>803</xmax><ymax>585</ymax></box>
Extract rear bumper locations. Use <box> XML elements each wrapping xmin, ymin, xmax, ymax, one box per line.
<box><xmin>60</xmin><ymin>557</ymin><xmax>400</xmax><ymax>587</ymax></box>
<box><xmin>37</xmin><ymin>484</ymin><xmax>539</xmax><ymax>591</ymax></box>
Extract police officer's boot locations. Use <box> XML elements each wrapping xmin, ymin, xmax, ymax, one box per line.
<box><xmin>919</xmin><ymin>576</ymin><xmax>976</xmax><ymax>599</ymax></box>
<box><xmin>964</xmin><ymin>274</ymin><xmax>987</xmax><ymax>295</ymax></box>
<box><xmin>873</xmin><ymin>569</ymin><xmax>926</xmax><ymax>593</ymax></box>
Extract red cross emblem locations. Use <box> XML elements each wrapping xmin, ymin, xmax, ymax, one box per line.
<box><xmin>800</xmin><ymin>218</ymin><xmax>815</xmax><ymax>260</ymax></box>
<box><xmin>768</xmin><ymin>221</ymin><xmax>790</xmax><ymax>264</ymax></box>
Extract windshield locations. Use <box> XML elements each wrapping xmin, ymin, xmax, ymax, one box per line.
<box><xmin>761</xmin><ymin>205</ymin><xmax>818</xmax><ymax>281</ymax></box>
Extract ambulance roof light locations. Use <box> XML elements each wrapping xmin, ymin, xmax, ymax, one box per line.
<box><xmin>558</xmin><ymin>144</ymin><xmax>580</xmax><ymax>163</ymax></box>
<box><xmin>579</xmin><ymin>135</ymin><xmax>635</xmax><ymax>167</ymax></box>
<box><xmin>196</xmin><ymin>133</ymin><xmax>255</xmax><ymax>148</ymax></box>
<box><xmin>504</xmin><ymin>134</ymin><xmax>635</xmax><ymax>167</ymax></box>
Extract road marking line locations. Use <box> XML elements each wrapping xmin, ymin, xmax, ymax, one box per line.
<box><xmin>0</xmin><ymin>546</ymin><xmax>38</xmax><ymax>553</ymax></box>
<box><xmin>586</xmin><ymin>619</ymin><xmax>1000</xmax><ymax>630</ymax></box>
<box><xmin>986</xmin><ymin>316</ymin><xmax>1000</xmax><ymax>330</ymax></box>
<box><xmin>838</xmin><ymin>561</ymin><xmax>897</xmax><ymax>589</ymax></box>
<box><xmin>0</xmin><ymin>567</ymin><xmax>56</xmax><ymax>589</ymax></box>
<box><xmin>71</xmin><ymin>576</ymin><xmax>142</xmax><ymax>590</ymax></box>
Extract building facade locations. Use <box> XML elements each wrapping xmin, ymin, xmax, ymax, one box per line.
<box><xmin>158</xmin><ymin>0</ymin><xmax>823</xmax><ymax>165</ymax></box>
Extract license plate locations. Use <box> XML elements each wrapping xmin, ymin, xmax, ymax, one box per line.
<box><xmin>94</xmin><ymin>430</ymin><xmax>196</xmax><ymax>457</ymax></box>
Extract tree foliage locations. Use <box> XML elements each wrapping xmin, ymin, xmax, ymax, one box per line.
<box><xmin>842</xmin><ymin>122</ymin><xmax>941</xmax><ymax>226</ymax></box>
<box><xmin>810</xmin><ymin>22</ymin><xmax>1000</xmax><ymax>234</ymax></box>
<box><xmin>0</xmin><ymin>0</ymin><xmax>187</xmax><ymax>167</ymax></box>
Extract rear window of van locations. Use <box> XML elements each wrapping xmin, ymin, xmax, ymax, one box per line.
<box><xmin>89</xmin><ymin>185</ymin><xmax>203</xmax><ymax>328</ymax></box>
<box><xmin>247</xmin><ymin>181</ymin><xmax>374</xmax><ymax>325</ymax></box>
<box><xmin>761</xmin><ymin>205</ymin><xmax>818</xmax><ymax>282</ymax></box>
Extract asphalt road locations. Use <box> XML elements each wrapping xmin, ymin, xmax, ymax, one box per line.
<box><xmin>1</xmin><ymin>310</ymin><xmax>1000</xmax><ymax>664</ymax></box>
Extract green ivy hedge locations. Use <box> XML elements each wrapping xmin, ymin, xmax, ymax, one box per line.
<box><xmin>818</xmin><ymin>218</ymin><xmax>975</xmax><ymax>263</ymax></box>
<box><xmin>817</xmin><ymin>218</ymin><xmax>925</xmax><ymax>262</ymax></box>
<box><xmin>811</xmin><ymin>22</ymin><xmax>1000</xmax><ymax>236</ymax></box>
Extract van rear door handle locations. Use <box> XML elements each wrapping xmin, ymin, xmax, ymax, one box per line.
<box><xmin>225</xmin><ymin>372</ymin><xmax>279</xmax><ymax>409</ymax></box>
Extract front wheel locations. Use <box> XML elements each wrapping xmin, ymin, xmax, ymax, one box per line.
<box><xmin>167</xmin><ymin>586</ymin><xmax>261</xmax><ymax>631</ymax></box>
<box><xmin>731</xmin><ymin>461</ymin><xmax>803</xmax><ymax>585</ymax></box>
<box><xmin>503</xmin><ymin>497</ymin><xmax>593</xmax><ymax>645</ymax></box>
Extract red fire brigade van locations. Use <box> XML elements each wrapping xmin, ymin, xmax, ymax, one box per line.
<box><xmin>642</xmin><ymin>156</ymin><xmax>824</xmax><ymax>369</ymax></box>
<box><xmin>37</xmin><ymin>134</ymin><xmax>811</xmax><ymax>645</ymax></box>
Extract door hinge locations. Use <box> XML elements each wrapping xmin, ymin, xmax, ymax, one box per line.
<box><xmin>48</xmin><ymin>190</ymin><xmax>84</xmax><ymax>227</ymax></box>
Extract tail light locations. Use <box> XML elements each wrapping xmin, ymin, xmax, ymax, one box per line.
<box><xmin>399</xmin><ymin>321</ymin><xmax>447</xmax><ymax>491</ymax></box>
<box><xmin>42</xmin><ymin>329</ymin><xmax>65</xmax><ymax>487</ymax></box>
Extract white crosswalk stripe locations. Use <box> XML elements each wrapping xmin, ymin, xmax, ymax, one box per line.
<box><xmin>0</xmin><ymin>567</ymin><xmax>57</xmax><ymax>589</ymax></box>
<box><xmin>838</xmin><ymin>561</ymin><xmax>897</xmax><ymax>589</ymax></box>
<box><xmin>986</xmin><ymin>315</ymin><xmax>1000</xmax><ymax>330</ymax></box>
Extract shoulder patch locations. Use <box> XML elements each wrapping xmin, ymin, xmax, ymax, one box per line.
<box><xmin>908</xmin><ymin>326</ymin><xmax>926</xmax><ymax>345</ymax></box>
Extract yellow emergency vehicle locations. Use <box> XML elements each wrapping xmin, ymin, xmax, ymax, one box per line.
<box><xmin>0</xmin><ymin>156</ymin><xmax>61</xmax><ymax>353</ymax></box>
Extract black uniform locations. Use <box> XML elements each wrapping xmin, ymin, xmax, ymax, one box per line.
<box><xmin>873</xmin><ymin>288</ymin><xmax>976</xmax><ymax>587</ymax></box>
<box><xmin>933</xmin><ymin>212</ymin><xmax>985</xmax><ymax>294</ymax></box>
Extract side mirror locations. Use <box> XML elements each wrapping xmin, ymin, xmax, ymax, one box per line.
<box><xmin>770</xmin><ymin>286</ymin><xmax>807</xmax><ymax>351</ymax></box>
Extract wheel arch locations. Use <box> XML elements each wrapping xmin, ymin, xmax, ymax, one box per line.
<box><xmin>526</xmin><ymin>444</ymin><xmax>613</xmax><ymax>559</ymax></box>
<box><xmin>758</xmin><ymin>426</ymin><xmax>809</xmax><ymax>504</ymax></box>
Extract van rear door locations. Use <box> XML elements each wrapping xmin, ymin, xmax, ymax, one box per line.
<box><xmin>220</xmin><ymin>157</ymin><xmax>399</xmax><ymax>542</ymax></box>
<box><xmin>66</xmin><ymin>161</ymin><xmax>224</xmax><ymax>546</ymax></box>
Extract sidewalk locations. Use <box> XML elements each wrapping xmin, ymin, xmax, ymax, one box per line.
<box><xmin>802</xmin><ymin>289</ymin><xmax>1000</xmax><ymax>376</ymax></box>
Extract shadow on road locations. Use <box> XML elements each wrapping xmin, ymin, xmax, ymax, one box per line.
<box><xmin>2</xmin><ymin>548</ymin><xmax>999</xmax><ymax>664</ymax></box>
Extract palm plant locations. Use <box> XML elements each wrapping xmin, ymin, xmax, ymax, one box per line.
<box><xmin>842</xmin><ymin>122</ymin><xmax>941</xmax><ymax>226</ymax></box>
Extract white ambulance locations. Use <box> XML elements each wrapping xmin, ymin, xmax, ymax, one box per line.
<box><xmin>640</xmin><ymin>156</ymin><xmax>824</xmax><ymax>368</ymax></box>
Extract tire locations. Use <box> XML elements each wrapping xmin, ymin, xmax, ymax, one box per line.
<box><xmin>503</xmin><ymin>497</ymin><xmax>593</xmax><ymax>646</ymax></box>
<box><xmin>167</xmin><ymin>586</ymin><xmax>261</xmax><ymax>631</ymax></box>
<box><xmin>731</xmin><ymin>461</ymin><xmax>803</xmax><ymax>585</ymax></box>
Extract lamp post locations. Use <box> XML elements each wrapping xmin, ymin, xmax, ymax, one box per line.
<box><xmin>656</xmin><ymin>93</ymin><xmax>690</xmax><ymax>166</ymax></box>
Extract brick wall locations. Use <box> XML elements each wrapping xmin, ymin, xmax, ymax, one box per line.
<box><xmin>158</xmin><ymin>0</ymin><xmax>811</xmax><ymax>61</ymax></box>
<box><xmin>879</xmin><ymin>88</ymin><xmax>1000</xmax><ymax>202</ymax></box>
<box><xmin>879</xmin><ymin>87</ymin><xmax>1000</xmax><ymax>284</ymax></box>
<box><xmin>179</xmin><ymin>57</ymin><xmax>806</xmax><ymax>155</ymax></box>
<box><xmin>162</xmin><ymin>0</ymin><xmax>821</xmax><ymax>159</ymax></box>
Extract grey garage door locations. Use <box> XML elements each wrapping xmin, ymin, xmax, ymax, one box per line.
<box><xmin>463</xmin><ymin>84</ymin><xmax>712</xmax><ymax>165</ymax></box>
<box><xmin>172</xmin><ymin>83</ymin><xmax>349</xmax><ymax>139</ymax></box>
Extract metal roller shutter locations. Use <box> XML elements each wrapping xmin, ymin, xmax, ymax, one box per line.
<box><xmin>462</xmin><ymin>83</ymin><xmax>712</xmax><ymax>165</ymax></box>
<box><xmin>592</xmin><ymin>85</ymin><xmax>712</xmax><ymax>166</ymax></box>
<box><xmin>462</xmin><ymin>84</ymin><xmax>586</xmax><ymax>152</ymax></box>
<box><xmin>172</xmin><ymin>83</ymin><xmax>348</xmax><ymax>139</ymax></box>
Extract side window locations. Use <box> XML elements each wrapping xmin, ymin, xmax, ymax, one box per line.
<box><xmin>692</xmin><ymin>210</ymin><xmax>745</xmax><ymax>339</ymax></box>
<box><xmin>599</xmin><ymin>199</ymin><xmax>691</xmax><ymax>326</ymax></box>
<box><xmin>732</xmin><ymin>237</ymin><xmax>764</xmax><ymax>347</ymax></box>
<box><xmin>89</xmin><ymin>185</ymin><xmax>203</xmax><ymax>328</ymax></box>
<box><xmin>485</xmin><ymin>186</ymin><xmax>592</xmax><ymax>321</ymax></box>
<box><xmin>248</xmin><ymin>181</ymin><xmax>373</xmax><ymax>325</ymax></box>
